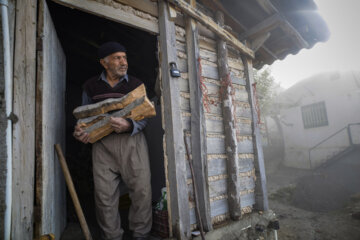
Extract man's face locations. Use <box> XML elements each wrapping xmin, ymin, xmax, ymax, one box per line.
<box><xmin>101</xmin><ymin>52</ymin><xmax>128</xmax><ymax>78</ymax></box>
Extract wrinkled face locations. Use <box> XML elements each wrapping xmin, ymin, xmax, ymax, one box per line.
<box><xmin>100</xmin><ymin>52</ymin><xmax>128</xmax><ymax>78</ymax></box>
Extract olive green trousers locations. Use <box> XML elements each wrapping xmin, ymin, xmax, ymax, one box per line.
<box><xmin>92</xmin><ymin>132</ymin><xmax>152</xmax><ymax>240</ymax></box>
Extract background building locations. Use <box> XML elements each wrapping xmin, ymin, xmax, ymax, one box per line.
<box><xmin>274</xmin><ymin>71</ymin><xmax>360</xmax><ymax>168</ymax></box>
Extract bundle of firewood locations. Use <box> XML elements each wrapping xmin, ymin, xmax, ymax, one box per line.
<box><xmin>73</xmin><ymin>84</ymin><xmax>156</xmax><ymax>143</ymax></box>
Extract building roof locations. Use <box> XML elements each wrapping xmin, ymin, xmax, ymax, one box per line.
<box><xmin>277</xmin><ymin>71</ymin><xmax>360</xmax><ymax>107</ymax></box>
<box><xmin>201</xmin><ymin>0</ymin><xmax>330</xmax><ymax>68</ymax></box>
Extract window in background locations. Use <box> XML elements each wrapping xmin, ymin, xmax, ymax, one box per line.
<box><xmin>301</xmin><ymin>101</ymin><xmax>328</xmax><ymax>129</ymax></box>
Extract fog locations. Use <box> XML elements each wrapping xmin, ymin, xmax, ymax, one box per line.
<box><xmin>271</xmin><ymin>0</ymin><xmax>360</xmax><ymax>89</ymax></box>
<box><xmin>262</xmin><ymin>1</ymin><xmax>360</xmax><ymax>238</ymax></box>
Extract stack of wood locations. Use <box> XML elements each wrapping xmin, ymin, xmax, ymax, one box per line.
<box><xmin>73</xmin><ymin>84</ymin><xmax>156</xmax><ymax>143</ymax></box>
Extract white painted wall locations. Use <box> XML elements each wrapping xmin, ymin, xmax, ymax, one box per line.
<box><xmin>277</xmin><ymin>71</ymin><xmax>360</xmax><ymax>168</ymax></box>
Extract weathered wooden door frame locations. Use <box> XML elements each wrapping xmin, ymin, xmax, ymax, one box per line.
<box><xmin>157</xmin><ymin>1</ymin><xmax>191</xmax><ymax>239</ymax></box>
<box><xmin>11</xmin><ymin>0</ymin><xmax>37</xmax><ymax>239</ymax></box>
<box><xmin>51</xmin><ymin>0</ymin><xmax>159</xmax><ymax>34</ymax></box>
<box><xmin>32</xmin><ymin>1</ymin><xmax>171</xmax><ymax>239</ymax></box>
<box><xmin>34</xmin><ymin>0</ymin><xmax>67</xmax><ymax>238</ymax></box>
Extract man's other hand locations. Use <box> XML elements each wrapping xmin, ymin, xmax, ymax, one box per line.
<box><xmin>73</xmin><ymin>124</ymin><xmax>90</xmax><ymax>143</ymax></box>
<box><xmin>110</xmin><ymin>117</ymin><xmax>132</xmax><ymax>133</ymax></box>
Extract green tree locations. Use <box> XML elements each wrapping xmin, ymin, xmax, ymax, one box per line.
<box><xmin>253</xmin><ymin>67</ymin><xmax>280</xmax><ymax>115</ymax></box>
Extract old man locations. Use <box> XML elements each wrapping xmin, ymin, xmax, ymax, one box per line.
<box><xmin>73</xmin><ymin>42</ymin><xmax>152</xmax><ymax>240</ymax></box>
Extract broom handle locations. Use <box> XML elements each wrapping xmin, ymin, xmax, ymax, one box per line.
<box><xmin>183</xmin><ymin>135</ymin><xmax>206</xmax><ymax>240</ymax></box>
<box><xmin>55</xmin><ymin>144</ymin><xmax>93</xmax><ymax>240</ymax></box>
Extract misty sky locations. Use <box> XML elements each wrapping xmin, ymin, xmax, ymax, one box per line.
<box><xmin>270</xmin><ymin>0</ymin><xmax>360</xmax><ymax>89</ymax></box>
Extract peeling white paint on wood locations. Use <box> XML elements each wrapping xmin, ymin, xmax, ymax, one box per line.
<box><xmin>206</xmin><ymin>136</ymin><xmax>253</xmax><ymax>154</ymax></box>
<box><xmin>181</xmin><ymin>96</ymin><xmax>252</xmax><ymax>118</ymax></box>
<box><xmin>176</xmin><ymin>40</ymin><xmax>186</xmax><ymax>52</ymax></box>
<box><xmin>207</xmin><ymin>155</ymin><xmax>255</xmax><ymax>177</ymax></box>
<box><xmin>199</xmin><ymin>48</ymin><xmax>217</xmax><ymax>63</ymax></box>
<box><xmin>200</xmin><ymin>58</ymin><xmax>217</xmax><ymax>67</ymax></box>
<box><xmin>175</xmin><ymin>25</ymin><xmax>186</xmax><ymax>42</ymax></box>
<box><xmin>228</xmin><ymin>56</ymin><xmax>244</xmax><ymax>70</ymax></box>
<box><xmin>199</xmin><ymin>35</ymin><xmax>217</xmax><ymax>52</ymax></box>
<box><xmin>177</xmin><ymin>50</ymin><xmax>187</xmax><ymax>59</ymax></box>
<box><xmin>230</xmin><ymin>67</ymin><xmax>245</xmax><ymax>78</ymax></box>
<box><xmin>91</xmin><ymin>0</ymin><xmax>157</xmax><ymax>22</ymax></box>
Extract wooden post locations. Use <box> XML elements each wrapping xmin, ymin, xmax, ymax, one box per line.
<box><xmin>215</xmin><ymin>11</ymin><xmax>242</xmax><ymax>220</ymax></box>
<box><xmin>185</xmin><ymin>0</ymin><xmax>212</xmax><ymax>231</ymax></box>
<box><xmin>242</xmin><ymin>57</ymin><xmax>269</xmax><ymax>211</ymax></box>
<box><xmin>55</xmin><ymin>144</ymin><xmax>93</xmax><ymax>240</ymax></box>
<box><xmin>250</xmin><ymin>32</ymin><xmax>271</xmax><ymax>52</ymax></box>
<box><xmin>11</xmin><ymin>0</ymin><xmax>37</xmax><ymax>239</ymax></box>
<box><xmin>158</xmin><ymin>1</ymin><xmax>191</xmax><ymax>239</ymax></box>
<box><xmin>239</xmin><ymin>14</ymin><xmax>281</xmax><ymax>41</ymax></box>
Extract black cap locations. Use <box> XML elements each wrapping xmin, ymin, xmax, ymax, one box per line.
<box><xmin>98</xmin><ymin>42</ymin><xmax>126</xmax><ymax>59</ymax></box>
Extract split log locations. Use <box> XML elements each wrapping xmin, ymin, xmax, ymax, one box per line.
<box><xmin>79</xmin><ymin>97</ymin><xmax>155</xmax><ymax>143</ymax></box>
<box><xmin>73</xmin><ymin>84</ymin><xmax>147</xmax><ymax>119</ymax></box>
<box><xmin>73</xmin><ymin>84</ymin><xmax>156</xmax><ymax>143</ymax></box>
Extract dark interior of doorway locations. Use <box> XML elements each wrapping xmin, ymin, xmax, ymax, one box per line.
<box><xmin>47</xmin><ymin>1</ymin><xmax>165</xmax><ymax>238</ymax></box>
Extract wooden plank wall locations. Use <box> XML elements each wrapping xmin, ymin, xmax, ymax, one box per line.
<box><xmin>11</xmin><ymin>0</ymin><xmax>37</xmax><ymax>239</ymax></box>
<box><xmin>198</xmin><ymin>34</ymin><xmax>256</xmax><ymax>225</ymax></box>
<box><xmin>175</xmin><ymin>9</ymin><xmax>256</xmax><ymax>228</ymax></box>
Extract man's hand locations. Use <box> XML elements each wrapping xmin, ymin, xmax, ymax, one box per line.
<box><xmin>73</xmin><ymin>124</ymin><xmax>90</xmax><ymax>144</ymax></box>
<box><xmin>110</xmin><ymin>117</ymin><xmax>132</xmax><ymax>133</ymax></box>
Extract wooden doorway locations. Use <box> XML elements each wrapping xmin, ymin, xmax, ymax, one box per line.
<box><xmin>35</xmin><ymin>1</ymin><xmax>163</xmax><ymax>239</ymax></box>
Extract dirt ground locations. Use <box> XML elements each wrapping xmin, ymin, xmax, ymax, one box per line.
<box><xmin>267</xmin><ymin>165</ymin><xmax>360</xmax><ymax>240</ymax></box>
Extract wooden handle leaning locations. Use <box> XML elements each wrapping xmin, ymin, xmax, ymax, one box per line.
<box><xmin>55</xmin><ymin>144</ymin><xmax>93</xmax><ymax>240</ymax></box>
